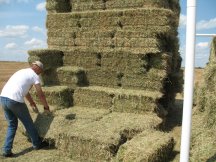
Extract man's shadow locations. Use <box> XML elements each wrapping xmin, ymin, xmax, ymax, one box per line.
<box><xmin>14</xmin><ymin>147</ymin><xmax>34</xmax><ymax>157</ymax></box>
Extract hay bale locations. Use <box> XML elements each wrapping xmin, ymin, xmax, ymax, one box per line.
<box><xmin>46</xmin><ymin>8</ymin><xmax>175</xmax><ymax>29</ymax></box>
<box><xmin>117</xmin><ymin>130</ymin><xmax>174</xmax><ymax>162</ymax></box>
<box><xmin>56</xmin><ymin>66</ymin><xmax>88</xmax><ymax>88</ymax></box>
<box><xmin>30</xmin><ymin>86</ymin><xmax>73</xmax><ymax>109</ymax></box>
<box><xmin>25</xmin><ymin>106</ymin><xmax>161</xmax><ymax>161</ymax></box>
<box><xmin>121</xmin><ymin>69</ymin><xmax>168</xmax><ymax>91</ymax></box>
<box><xmin>73</xmin><ymin>86</ymin><xmax>163</xmax><ymax>114</ymax></box>
<box><xmin>71</xmin><ymin>0</ymin><xmax>180</xmax><ymax>13</ymax></box>
<box><xmin>46</xmin><ymin>0</ymin><xmax>71</xmax><ymax>13</ymax></box>
<box><xmin>40</xmin><ymin>68</ymin><xmax>58</xmax><ymax>86</ymax></box>
<box><xmin>28</xmin><ymin>49</ymin><xmax>64</xmax><ymax>70</ymax></box>
<box><xmin>55</xmin><ymin>111</ymin><xmax>162</xmax><ymax>161</ymax></box>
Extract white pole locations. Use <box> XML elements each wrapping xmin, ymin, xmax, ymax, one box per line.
<box><xmin>196</xmin><ymin>34</ymin><xmax>216</xmax><ymax>37</ymax></box>
<box><xmin>180</xmin><ymin>0</ymin><xmax>196</xmax><ymax>162</ymax></box>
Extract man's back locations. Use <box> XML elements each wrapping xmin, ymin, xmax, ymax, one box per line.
<box><xmin>0</xmin><ymin>68</ymin><xmax>40</xmax><ymax>103</ymax></box>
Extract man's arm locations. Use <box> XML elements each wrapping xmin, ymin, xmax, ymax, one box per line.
<box><xmin>26</xmin><ymin>92</ymin><xmax>36</xmax><ymax>107</ymax></box>
<box><xmin>34</xmin><ymin>83</ymin><xmax>50</xmax><ymax>111</ymax></box>
<box><xmin>25</xmin><ymin>92</ymin><xmax>39</xmax><ymax>113</ymax></box>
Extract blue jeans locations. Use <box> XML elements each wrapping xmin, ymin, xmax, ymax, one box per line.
<box><xmin>0</xmin><ymin>97</ymin><xmax>41</xmax><ymax>154</ymax></box>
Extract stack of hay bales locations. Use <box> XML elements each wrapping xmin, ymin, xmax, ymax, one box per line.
<box><xmin>191</xmin><ymin>37</ymin><xmax>216</xmax><ymax>161</ymax></box>
<box><xmin>43</xmin><ymin>0</ymin><xmax>182</xmax><ymax>113</ymax></box>
<box><xmin>26</xmin><ymin>0</ymin><xmax>182</xmax><ymax>161</ymax></box>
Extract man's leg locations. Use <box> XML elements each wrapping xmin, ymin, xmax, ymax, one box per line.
<box><xmin>6</xmin><ymin>100</ymin><xmax>42</xmax><ymax>149</ymax></box>
<box><xmin>1</xmin><ymin>97</ymin><xmax>18</xmax><ymax>155</ymax></box>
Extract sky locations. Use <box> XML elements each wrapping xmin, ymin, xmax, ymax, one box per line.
<box><xmin>0</xmin><ymin>0</ymin><xmax>216</xmax><ymax>67</ymax></box>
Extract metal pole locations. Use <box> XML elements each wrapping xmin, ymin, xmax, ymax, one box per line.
<box><xmin>196</xmin><ymin>34</ymin><xmax>216</xmax><ymax>37</ymax></box>
<box><xmin>180</xmin><ymin>0</ymin><xmax>196</xmax><ymax>162</ymax></box>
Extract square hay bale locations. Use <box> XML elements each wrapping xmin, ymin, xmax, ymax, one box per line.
<box><xmin>71</xmin><ymin>0</ymin><xmax>179</xmax><ymax>12</ymax></box>
<box><xmin>30</xmin><ymin>86</ymin><xmax>73</xmax><ymax>109</ymax></box>
<box><xmin>46</xmin><ymin>0</ymin><xmax>71</xmax><ymax>13</ymax></box>
<box><xmin>56</xmin><ymin>66</ymin><xmax>88</xmax><ymax>88</ymax></box>
<box><xmin>40</xmin><ymin>68</ymin><xmax>58</xmax><ymax>86</ymax></box>
<box><xmin>73</xmin><ymin>86</ymin><xmax>114</xmax><ymax>109</ymax></box>
<box><xmin>74</xmin><ymin>86</ymin><xmax>163</xmax><ymax>114</ymax></box>
<box><xmin>55</xmin><ymin>112</ymin><xmax>162</xmax><ymax>161</ymax></box>
<box><xmin>86</xmin><ymin>68</ymin><xmax>120</xmax><ymax>87</ymax></box>
<box><xmin>115</xmin><ymin>37</ymin><xmax>159</xmax><ymax>48</ymax></box>
<box><xmin>63</xmin><ymin>50</ymin><xmax>100</xmax><ymax>69</ymax></box>
<box><xmin>33</xmin><ymin>106</ymin><xmax>111</xmax><ymax>140</ymax></box>
<box><xmin>121</xmin><ymin>69</ymin><xmax>168</xmax><ymax>91</ymax></box>
<box><xmin>117</xmin><ymin>130</ymin><xmax>174</xmax><ymax>162</ymax></box>
<box><xmin>28</xmin><ymin>49</ymin><xmax>64</xmax><ymax>70</ymax></box>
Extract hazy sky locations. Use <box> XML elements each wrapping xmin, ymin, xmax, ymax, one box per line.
<box><xmin>0</xmin><ymin>0</ymin><xmax>216</xmax><ymax>67</ymax></box>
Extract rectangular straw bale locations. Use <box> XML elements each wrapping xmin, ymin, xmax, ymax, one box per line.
<box><xmin>75</xmin><ymin>37</ymin><xmax>113</xmax><ymax>47</ymax></box>
<box><xmin>120</xmin><ymin>15</ymin><xmax>171</xmax><ymax>26</ymax></box>
<box><xmin>115</xmin><ymin>30</ymin><xmax>158</xmax><ymax>38</ymax></box>
<box><xmin>71</xmin><ymin>0</ymin><xmax>175</xmax><ymax>11</ymax></box>
<box><xmin>30</xmin><ymin>86</ymin><xmax>73</xmax><ymax>109</ymax></box>
<box><xmin>74</xmin><ymin>86</ymin><xmax>163</xmax><ymax>114</ymax></box>
<box><xmin>115</xmin><ymin>37</ymin><xmax>159</xmax><ymax>48</ymax></box>
<box><xmin>63</xmin><ymin>51</ymin><xmax>98</xmax><ymax>69</ymax></box>
<box><xmin>121</xmin><ymin>69</ymin><xmax>167</xmax><ymax>91</ymax></box>
<box><xmin>101</xmin><ymin>57</ymin><xmax>148</xmax><ymax>75</ymax></box>
<box><xmin>40</xmin><ymin>68</ymin><xmax>58</xmax><ymax>86</ymax></box>
<box><xmin>56</xmin><ymin>112</ymin><xmax>162</xmax><ymax>161</ymax></box>
<box><xmin>86</xmin><ymin>68</ymin><xmax>119</xmax><ymax>87</ymax></box>
<box><xmin>46</xmin><ymin>0</ymin><xmax>71</xmax><ymax>13</ymax></box>
<box><xmin>73</xmin><ymin>86</ymin><xmax>113</xmax><ymax>109</ymax></box>
<box><xmin>46</xmin><ymin>8</ymin><xmax>175</xmax><ymax>29</ymax></box>
<box><xmin>28</xmin><ymin>49</ymin><xmax>64</xmax><ymax>70</ymax></box>
<box><xmin>56</xmin><ymin>66</ymin><xmax>88</xmax><ymax>88</ymax></box>
<box><xmin>117</xmin><ymin>130</ymin><xmax>174</xmax><ymax>162</ymax></box>
<box><xmin>28</xmin><ymin>106</ymin><xmax>111</xmax><ymax>140</ymax></box>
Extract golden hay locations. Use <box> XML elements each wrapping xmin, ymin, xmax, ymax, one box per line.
<box><xmin>73</xmin><ymin>86</ymin><xmax>163</xmax><ymax>114</ymax></box>
<box><xmin>117</xmin><ymin>130</ymin><xmax>174</xmax><ymax>162</ymax></box>
<box><xmin>30</xmin><ymin>106</ymin><xmax>161</xmax><ymax>161</ymax></box>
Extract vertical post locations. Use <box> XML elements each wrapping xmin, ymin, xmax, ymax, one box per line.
<box><xmin>180</xmin><ymin>0</ymin><xmax>196</xmax><ymax>162</ymax></box>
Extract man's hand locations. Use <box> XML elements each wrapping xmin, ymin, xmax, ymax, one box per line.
<box><xmin>44</xmin><ymin>106</ymin><xmax>51</xmax><ymax>115</ymax></box>
<box><xmin>32</xmin><ymin>105</ymin><xmax>39</xmax><ymax>114</ymax></box>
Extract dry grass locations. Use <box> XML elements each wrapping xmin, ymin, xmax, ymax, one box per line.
<box><xmin>0</xmin><ymin>62</ymin><xmax>29</xmax><ymax>91</ymax></box>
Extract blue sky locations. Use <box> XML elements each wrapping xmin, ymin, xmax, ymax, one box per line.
<box><xmin>0</xmin><ymin>0</ymin><xmax>216</xmax><ymax>67</ymax></box>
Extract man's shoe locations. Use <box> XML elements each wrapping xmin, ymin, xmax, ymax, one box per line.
<box><xmin>1</xmin><ymin>152</ymin><xmax>14</xmax><ymax>157</ymax></box>
<box><xmin>34</xmin><ymin>141</ymin><xmax>50</xmax><ymax>150</ymax></box>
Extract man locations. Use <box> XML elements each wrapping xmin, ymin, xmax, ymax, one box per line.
<box><xmin>0</xmin><ymin>61</ymin><xmax>50</xmax><ymax>157</ymax></box>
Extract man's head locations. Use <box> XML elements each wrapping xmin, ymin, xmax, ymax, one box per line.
<box><xmin>31</xmin><ymin>61</ymin><xmax>43</xmax><ymax>74</ymax></box>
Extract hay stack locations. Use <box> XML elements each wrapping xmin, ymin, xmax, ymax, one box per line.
<box><xmin>191</xmin><ymin>37</ymin><xmax>216</xmax><ymax>161</ymax></box>
<box><xmin>25</xmin><ymin>1</ymin><xmax>182</xmax><ymax>160</ymax></box>
<box><xmin>45</xmin><ymin>2</ymin><xmax>182</xmax><ymax>112</ymax></box>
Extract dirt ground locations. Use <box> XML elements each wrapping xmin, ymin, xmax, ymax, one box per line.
<box><xmin>0</xmin><ymin>61</ymin><xmax>204</xmax><ymax>161</ymax></box>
